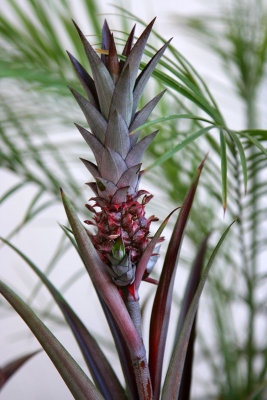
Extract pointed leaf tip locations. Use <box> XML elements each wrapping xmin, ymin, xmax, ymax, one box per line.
<box><xmin>0</xmin><ymin>350</ymin><xmax>41</xmax><ymax>389</ymax></box>
<box><xmin>135</xmin><ymin>206</ymin><xmax>180</xmax><ymax>291</ymax></box>
<box><xmin>162</xmin><ymin>220</ymin><xmax>236</xmax><ymax>399</ymax></box>
<box><xmin>198</xmin><ymin>152</ymin><xmax>208</xmax><ymax>175</ymax></box>
<box><xmin>72</xmin><ymin>19</ymin><xmax>82</xmax><ymax>37</ymax></box>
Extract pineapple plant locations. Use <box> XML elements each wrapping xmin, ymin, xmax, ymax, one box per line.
<box><xmin>68</xmin><ymin>19</ymin><xmax>170</xmax><ymax>290</ymax></box>
<box><xmin>0</xmin><ymin>15</ymin><xmax>235</xmax><ymax>400</ymax></box>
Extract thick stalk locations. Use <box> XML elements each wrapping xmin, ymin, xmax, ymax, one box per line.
<box><xmin>123</xmin><ymin>289</ymin><xmax>143</xmax><ymax>338</ymax></box>
<box><xmin>122</xmin><ymin>289</ymin><xmax>150</xmax><ymax>398</ymax></box>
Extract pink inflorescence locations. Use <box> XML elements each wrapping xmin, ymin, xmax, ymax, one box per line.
<box><xmin>85</xmin><ymin>191</ymin><xmax>159</xmax><ymax>266</ymax></box>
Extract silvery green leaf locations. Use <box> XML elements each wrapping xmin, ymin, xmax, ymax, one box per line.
<box><xmin>126</xmin><ymin>130</ymin><xmax>159</xmax><ymax>167</ymax></box>
<box><xmin>130</xmin><ymin>91</ymin><xmax>166</xmax><ymax>145</ymax></box>
<box><xmin>109</xmin><ymin>65</ymin><xmax>133</xmax><ymax>125</ymax></box>
<box><xmin>117</xmin><ymin>164</ymin><xmax>141</xmax><ymax>191</ymax></box>
<box><xmin>75</xmin><ymin>124</ymin><xmax>104</xmax><ymax>165</ymax></box>
<box><xmin>96</xmin><ymin>177</ymin><xmax>117</xmax><ymax>200</ymax></box>
<box><xmin>67</xmin><ymin>51</ymin><xmax>99</xmax><ymax>109</ymax></box>
<box><xmin>122</xmin><ymin>18</ymin><xmax>156</xmax><ymax>92</ymax></box>
<box><xmin>105</xmin><ymin>110</ymin><xmax>130</xmax><ymax>158</ymax></box>
<box><xmin>100</xmin><ymin>148</ymin><xmax>127</xmax><ymax>183</ymax></box>
<box><xmin>132</xmin><ymin>39</ymin><xmax>171</xmax><ymax>115</ymax></box>
<box><xmin>70</xmin><ymin>88</ymin><xmax>107</xmax><ymax>142</ymax></box>
<box><xmin>111</xmin><ymin>187</ymin><xmax>130</xmax><ymax>204</ymax></box>
<box><xmin>73</xmin><ymin>20</ymin><xmax>115</xmax><ymax>119</ymax></box>
<box><xmin>111</xmin><ymin>255</ymin><xmax>136</xmax><ymax>286</ymax></box>
<box><xmin>80</xmin><ymin>158</ymin><xmax>99</xmax><ymax>178</ymax></box>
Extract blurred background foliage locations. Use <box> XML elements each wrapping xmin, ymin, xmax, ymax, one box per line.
<box><xmin>0</xmin><ymin>0</ymin><xmax>267</xmax><ymax>398</ymax></box>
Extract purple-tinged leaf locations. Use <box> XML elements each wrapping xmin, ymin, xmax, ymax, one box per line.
<box><xmin>177</xmin><ymin>318</ymin><xmax>196</xmax><ymax>400</ymax></box>
<box><xmin>0</xmin><ymin>281</ymin><xmax>104</xmax><ymax>400</ymax></box>
<box><xmin>126</xmin><ymin>130</ymin><xmax>159</xmax><ymax>167</ymax></box>
<box><xmin>96</xmin><ymin>177</ymin><xmax>117</xmax><ymax>200</ymax></box>
<box><xmin>122</xmin><ymin>18</ymin><xmax>156</xmax><ymax>92</ymax></box>
<box><xmin>119</xmin><ymin>24</ymin><xmax>136</xmax><ymax>70</ymax></box>
<box><xmin>97</xmin><ymin>294</ymin><xmax>139</xmax><ymax>400</ymax></box>
<box><xmin>86</xmin><ymin>182</ymin><xmax>98</xmax><ymax>196</ymax></box>
<box><xmin>101</xmin><ymin>19</ymin><xmax>111</xmax><ymax>66</ymax></box>
<box><xmin>61</xmin><ymin>190</ymin><xmax>152</xmax><ymax>399</ymax></box>
<box><xmin>146</xmin><ymin>244</ymin><xmax>161</xmax><ymax>275</ymax></box>
<box><xmin>130</xmin><ymin>91</ymin><xmax>166</xmax><ymax>145</ymax></box>
<box><xmin>100</xmin><ymin>148</ymin><xmax>127</xmax><ymax>183</ymax></box>
<box><xmin>72</xmin><ymin>20</ymin><xmax>115</xmax><ymax>119</ymax></box>
<box><xmin>162</xmin><ymin>221</ymin><xmax>236</xmax><ymax>399</ymax></box>
<box><xmin>112</xmin><ymin>187</ymin><xmax>130</xmax><ymax>204</ymax></box>
<box><xmin>0</xmin><ymin>237</ymin><xmax>125</xmax><ymax>400</ymax></box>
<box><xmin>70</xmin><ymin>89</ymin><xmax>107</xmax><ymax>142</ymax></box>
<box><xmin>135</xmin><ymin>208</ymin><xmax>180</xmax><ymax>291</ymax></box>
<box><xmin>117</xmin><ymin>164</ymin><xmax>141</xmax><ymax>191</ymax></box>
<box><xmin>109</xmin><ymin>65</ymin><xmax>133</xmax><ymax>125</ymax></box>
<box><xmin>175</xmin><ymin>235</ymin><xmax>210</xmax><ymax>340</ymax></box>
<box><xmin>149</xmin><ymin>157</ymin><xmax>206</xmax><ymax>399</ymax></box>
<box><xmin>80</xmin><ymin>158</ymin><xmax>99</xmax><ymax>179</ymax></box>
<box><xmin>0</xmin><ymin>350</ymin><xmax>40</xmax><ymax>389</ymax></box>
<box><xmin>67</xmin><ymin>51</ymin><xmax>99</xmax><ymax>109</ymax></box>
<box><xmin>75</xmin><ymin>124</ymin><xmax>104</xmax><ymax>165</ymax></box>
<box><xmin>105</xmin><ymin>110</ymin><xmax>130</xmax><ymax>158</ymax></box>
<box><xmin>132</xmin><ymin>39</ymin><xmax>172</xmax><ymax>116</ymax></box>
<box><xmin>176</xmin><ymin>235</ymin><xmax>210</xmax><ymax>400</ymax></box>
<box><xmin>107</xmin><ymin>33</ymin><xmax>119</xmax><ymax>82</ymax></box>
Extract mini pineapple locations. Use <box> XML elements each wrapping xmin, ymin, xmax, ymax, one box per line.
<box><xmin>68</xmin><ymin>19</ymin><xmax>170</xmax><ymax>287</ymax></box>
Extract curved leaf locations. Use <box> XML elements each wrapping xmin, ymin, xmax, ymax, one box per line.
<box><xmin>0</xmin><ymin>350</ymin><xmax>40</xmax><ymax>389</ymax></box>
<box><xmin>135</xmin><ymin>207</ymin><xmax>180</xmax><ymax>291</ymax></box>
<box><xmin>162</xmin><ymin>220</ymin><xmax>236</xmax><ymax>399</ymax></box>
<box><xmin>0</xmin><ymin>236</ymin><xmax>126</xmax><ymax>400</ymax></box>
<box><xmin>0</xmin><ymin>281</ymin><xmax>104</xmax><ymax>400</ymax></box>
<box><xmin>175</xmin><ymin>234</ymin><xmax>210</xmax><ymax>400</ymax></box>
<box><xmin>149</xmin><ymin>157</ymin><xmax>206</xmax><ymax>399</ymax></box>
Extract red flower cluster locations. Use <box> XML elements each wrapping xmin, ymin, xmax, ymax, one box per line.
<box><xmin>85</xmin><ymin>191</ymin><xmax>158</xmax><ymax>266</ymax></box>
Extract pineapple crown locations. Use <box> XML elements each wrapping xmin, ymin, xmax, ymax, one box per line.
<box><xmin>68</xmin><ymin>19</ymin><xmax>170</xmax><ymax>287</ymax></box>
<box><xmin>68</xmin><ymin>18</ymin><xmax>171</xmax><ymax>203</ymax></box>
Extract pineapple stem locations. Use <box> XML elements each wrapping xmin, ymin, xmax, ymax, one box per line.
<box><xmin>122</xmin><ymin>289</ymin><xmax>143</xmax><ymax>338</ymax></box>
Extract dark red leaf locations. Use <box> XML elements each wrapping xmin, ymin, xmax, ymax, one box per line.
<box><xmin>97</xmin><ymin>293</ymin><xmax>139</xmax><ymax>400</ymax></box>
<box><xmin>162</xmin><ymin>220</ymin><xmax>236</xmax><ymax>398</ymax></box>
<box><xmin>135</xmin><ymin>207</ymin><xmax>180</xmax><ymax>291</ymax></box>
<box><xmin>0</xmin><ymin>350</ymin><xmax>40</xmax><ymax>389</ymax></box>
<box><xmin>176</xmin><ymin>234</ymin><xmax>210</xmax><ymax>400</ymax></box>
<box><xmin>149</xmin><ymin>156</ymin><xmax>207</xmax><ymax>399</ymax></box>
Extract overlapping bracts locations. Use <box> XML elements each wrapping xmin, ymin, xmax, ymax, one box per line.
<box><xmin>68</xmin><ymin>19</ymin><xmax>170</xmax><ymax>286</ymax></box>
